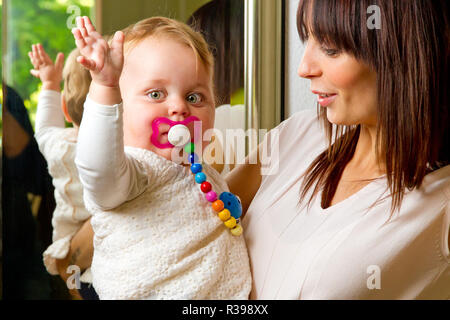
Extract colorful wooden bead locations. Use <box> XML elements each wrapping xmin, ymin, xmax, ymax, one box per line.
<box><xmin>191</xmin><ymin>163</ymin><xmax>202</xmax><ymax>174</ymax></box>
<box><xmin>219</xmin><ymin>192</ymin><xmax>242</xmax><ymax>219</ymax></box>
<box><xmin>218</xmin><ymin>209</ymin><xmax>231</xmax><ymax>221</ymax></box>
<box><xmin>205</xmin><ymin>191</ymin><xmax>217</xmax><ymax>202</ymax></box>
<box><xmin>212</xmin><ymin>200</ymin><xmax>224</xmax><ymax>212</ymax></box>
<box><xmin>185</xmin><ymin>142</ymin><xmax>195</xmax><ymax>154</ymax></box>
<box><xmin>195</xmin><ymin>172</ymin><xmax>206</xmax><ymax>184</ymax></box>
<box><xmin>230</xmin><ymin>224</ymin><xmax>243</xmax><ymax>236</ymax></box>
<box><xmin>200</xmin><ymin>181</ymin><xmax>212</xmax><ymax>193</ymax></box>
<box><xmin>189</xmin><ymin>153</ymin><xmax>199</xmax><ymax>164</ymax></box>
<box><xmin>189</xmin><ymin>160</ymin><xmax>243</xmax><ymax>236</ymax></box>
<box><xmin>224</xmin><ymin>217</ymin><xmax>237</xmax><ymax>229</ymax></box>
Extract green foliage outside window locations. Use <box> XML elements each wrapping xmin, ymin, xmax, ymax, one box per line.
<box><xmin>3</xmin><ymin>0</ymin><xmax>94</xmax><ymax>131</ymax></box>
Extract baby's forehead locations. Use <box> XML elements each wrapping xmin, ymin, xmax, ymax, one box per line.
<box><xmin>123</xmin><ymin>43</ymin><xmax>211</xmax><ymax>81</ymax></box>
<box><xmin>125</xmin><ymin>36</ymin><xmax>211</xmax><ymax>71</ymax></box>
<box><xmin>124</xmin><ymin>35</ymin><xmax>189</xmax><ymax>58</ymax></box>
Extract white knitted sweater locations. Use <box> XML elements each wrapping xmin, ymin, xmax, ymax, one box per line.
<box><xmin>35</xmin><ymin>90</ymin><xmax>92</xmax><ymax>282</ymax></box>
<box><xmin>77</xmin><ymin>97</ymin><xmax>251</xmax><ymax>299</ymax></box>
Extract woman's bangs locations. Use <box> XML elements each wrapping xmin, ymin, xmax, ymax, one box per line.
<box><xmin>297</xmin><ymin>0</ymin><xmax>365</xmax><ymax>56</ymax></box>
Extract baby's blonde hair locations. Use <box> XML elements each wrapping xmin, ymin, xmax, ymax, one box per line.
<box><xmin>122</xmin><ymin>16</ymin><xmax>214</xmax><ymax>79</ymax></box>
<box><xmin>62</xmin><ymin>48</ymin><xmax>92</xmax><ymax>126</ymax></box>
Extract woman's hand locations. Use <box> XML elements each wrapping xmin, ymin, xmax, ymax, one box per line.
<box><xmin>28</xmin><ymin>43</ymin><xmax>64</xmax><ymax>92</ymax></box>
<box><xmin>72</xmin><ymin>16</ymin><xmax>124</xmax><ymax>88</ymax></box>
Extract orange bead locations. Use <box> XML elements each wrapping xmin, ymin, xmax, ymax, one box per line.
<box><xmin>212</xmin><ymin>200</ymin><xmax>224</xmax><ymax>212</ymax></box>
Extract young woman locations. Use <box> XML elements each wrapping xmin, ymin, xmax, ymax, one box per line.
<box><xmin>228</xmin><ymin>0</ymin><xmax>449</xmax><ymax>299</ymax></box>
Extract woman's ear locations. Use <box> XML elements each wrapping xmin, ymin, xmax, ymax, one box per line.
<box><xmin>61</xmin><ymin>94</ymin><xmax>73</xmax><ymax>123</ymax></box>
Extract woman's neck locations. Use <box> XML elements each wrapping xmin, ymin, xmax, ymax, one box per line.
<box><xmin>348</xmin><ymin>124</ymin><xmax>385</xmax><ymax>179</ymax></box>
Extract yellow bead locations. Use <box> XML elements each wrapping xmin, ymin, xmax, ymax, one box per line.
<box><xmin>224</xmin><ymin>217</ymin><xmax>237</xmax><ymax>229</ymax></box>
<box><xmin>218</xmin><ymin>209</ymin><xmax>231</xmax><ymax>221</ymax></box>
<box><xmin>230</xmin><ymin>224</ymin><xmax>243</xmax><ymax>236</ymax></box>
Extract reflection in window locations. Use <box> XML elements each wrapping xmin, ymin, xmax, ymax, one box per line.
<box><xmin>4</xmin><ymin>0</ymin><xmax>94</xmax><ymax>129</ymax></box>
<box><xmin>1</xmin><ymin>0</ymin><xmax>248</xmax><ymax>299</ymax></box>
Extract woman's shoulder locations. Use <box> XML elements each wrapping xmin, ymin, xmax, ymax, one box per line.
<box><xmin>258</xmin><ymin>109</ymin><xmax>327</xmax><ymax>178</ymax></box>
<box><xmin>275</xmin><ymin>109</ymin><xmax>322</xmax><ymax>139</ymax></box>
<box><xmin>421</xmin><ymin>165</ymin><xmax>450</xmax><ymax>200</ymax></box>
<box><xmin>283</xmin><ymin>108</ymin><xmax>320</xmax><ymax>124</ymax></box>
<box><xmin>269</xmin><ymin>109</ymin><xmax>326</xmax><ymax>154</ymax></box>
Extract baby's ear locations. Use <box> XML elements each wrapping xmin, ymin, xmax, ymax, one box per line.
<box><xmin>61</xmin><ymin>95</ymin><xmax>73</xmax><ymax>123</ymax></box>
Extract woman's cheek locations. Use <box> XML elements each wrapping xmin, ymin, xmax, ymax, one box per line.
<box><xmin>328</xmin><ymin>59</ymin><xmax>363</xmax><ymax>90</ymax></box>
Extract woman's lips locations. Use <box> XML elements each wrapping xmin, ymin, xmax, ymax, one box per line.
<box><xmin>317</xmin><ymin>94</ymin><xmax>337</xmax><ymax>107</ymax></box>
<box><xmin>312</xmin><ymin>90</ymin><xmax>337</xmax><ymax>107</ymax></box>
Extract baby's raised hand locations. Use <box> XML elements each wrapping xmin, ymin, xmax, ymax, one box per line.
<box><xmin>28</xmin><ymin>43</ymin><xmax>64</xmax><ymax>91</ymax></box>
<box><xmin>72</xmin><ymin>16</ymin><xmax>124</xmax><ymax>88</ymax></box>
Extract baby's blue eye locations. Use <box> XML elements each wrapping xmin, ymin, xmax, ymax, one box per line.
<box><xmin>148</xmin><ymin>91</ymin><xmax>165</xmax><ymax>100</ymax></box>
<box><xmin>187</xmin><ymin>93</ymin><xmax>202</xmax><ymax>104</ymax></box>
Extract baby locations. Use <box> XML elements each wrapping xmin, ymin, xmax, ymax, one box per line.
<box><xmin>29</xmin><ymin>44</ymin><xmax>94</xmax><ymax>297</ymax></box>
<box><xmin>72</xmin><ymin>16</ymin><xmax>251</xmax><ymax>299</ymax></box>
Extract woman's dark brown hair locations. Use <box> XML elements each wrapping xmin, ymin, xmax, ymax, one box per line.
<box><xmin>297</xmin><ymin>0</ymin><xmax>449</xmax><ymax>213</ymax></box>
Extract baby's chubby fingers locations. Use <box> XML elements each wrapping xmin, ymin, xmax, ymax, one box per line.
<box><xmin>76</xmin><ymin>16</ymin><xmax>89</xmax><ymax>38</ymax></box>
<box><xmin>83</xmin><ymin>16</ymin><xmax>96</xmax><ymax>34</ymax></box>
<box><xmin>28</xmin><ymin>51</ymin><xmax>40</xmax><ymax>78</ymax></box>
<box><xmin>32</xmin><ymin>44</ymin><xmax>43</xmax><ymax>65</ymax></box>
<box><xmin>81</xmin><ymin>16</ymin><xmax>103</xmax><ymax>42</ymax></box>
<box><xmin>110</xmin><ymin>31</ymin><xmax>124</xmax><ymax>55</ymax></box>
<box><xmin>76</xmin><ymin>55</ymin><xmax>97</xmax><ymax>72</ymax></box>
<box><xmin>28</xmin><ymin>51</ymin><xmax>37</xmax><ymax>67</ymax></box>
<box><xmin>30</xmin><ymin>69</ymin><xmax>40</xmax><ymax>78</ymax></box>
<box><xmin>55</xmin><ymin>52</ymin><xmax>65</xmax><ymax>71</ymax></box>
<box><xmin>37</xmin><ymin>43</ymin><xmax>52</xmax><ymax>64</ymax></box>
<box><xmin>72</xmin><ymin>27</ymin><xmax>87</xmax><ymax>50</ymax></box>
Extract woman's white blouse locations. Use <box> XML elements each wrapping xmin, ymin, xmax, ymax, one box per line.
<box><xmin>243</xmin><ymin>109</ymin><xmax>450</xmax><ymax>299</ymax></box>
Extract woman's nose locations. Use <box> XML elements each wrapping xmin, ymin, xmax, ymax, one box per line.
<box><xmin>168</xmin><ymin>97</ymin><xmax>190</xmax><ymax>120</ymax></box>
<box><xmin>297</xmin><ymin>42</ymin><xmax>321</xmax><ymax>79</ymax></box>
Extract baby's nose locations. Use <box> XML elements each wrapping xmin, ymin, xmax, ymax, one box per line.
<box><xmin>168</xmin><ymin>98</ymin><xmax>190</xmax><ymax>120</ymax></box>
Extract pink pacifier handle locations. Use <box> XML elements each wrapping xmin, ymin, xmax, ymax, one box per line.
<box><xmin>151</xmin><ymin>116</ymin><xmax>200</xmax><ymax>149</ymax></box>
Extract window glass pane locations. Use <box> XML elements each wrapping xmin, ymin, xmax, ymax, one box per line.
<box><xmin>2</xmin><ymin>0</ymin><xmax>94</xmax><ymax>300</ymax></box>
<box><xmin>1</xmin><ymin>0</ymin><xmax>248</xmax><ymax>299</ymax></box>
<box><xmin>4</xmin><ymin>0</ymin><xmax>94</xmax><ymax>128</ymax></box>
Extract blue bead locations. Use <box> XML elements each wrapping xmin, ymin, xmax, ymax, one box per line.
<box><xmin>195</xmin><ymin>172</ymin><xmax>206</xmax><ymax>184</ymax></box>
<box><xmin>189</xmin><ymin>153</ymin><xmax>199</xmax><ymax>164</ymax></box>
<box><xmin>190</xmin><ymin>163</ymin><xmax>203</xmax><ymax>174</ymax></box>
<box><xmin>219</xmin><ymin>192</ymin><xmax>242</xmax><ymax>219</ymax></box>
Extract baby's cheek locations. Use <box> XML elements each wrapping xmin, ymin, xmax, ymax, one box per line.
<box><xmin>201</xmin><ymin>108</ymin><xmax>216</xmax><ymax>131</ymax></box>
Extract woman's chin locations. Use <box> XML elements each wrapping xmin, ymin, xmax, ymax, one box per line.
<box><xmin>325</xmin><ymin>108</ymin><xmax>341</xmax><ymax>125</ymax></box>
<box><xmin>325</xmin><ymin>108</ymin><xmax>352</xmax><ymax>126</ymax></box>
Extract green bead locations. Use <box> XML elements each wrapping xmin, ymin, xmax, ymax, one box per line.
<box><xmin>185</xmin><ymin>142</ymin><xmax>195</xmax><ymax>154</ymax></box>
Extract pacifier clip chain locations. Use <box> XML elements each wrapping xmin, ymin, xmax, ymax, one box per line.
<box><xmin>167</xmin><ymin>124</ymin><xmax>244</xmax><ymax>236</ymax></box>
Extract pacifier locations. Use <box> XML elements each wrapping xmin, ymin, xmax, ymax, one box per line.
<box><xmin>151</xmin><ymin>116</ymin><xmax>199</xmax><ymax>149</ymax></box>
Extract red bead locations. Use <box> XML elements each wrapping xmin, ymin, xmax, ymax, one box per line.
<box><xmin>200</xmin><ymin>181</ymin><xmax>212</xmax><ymax>193</ymax></box>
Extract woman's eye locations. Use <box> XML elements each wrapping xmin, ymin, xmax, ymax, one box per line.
<box><xmin>187</xmin><ymin>93</ymin><xmax>202</xmax><ymax>104</ymax></box>
<box><xmin>148</xmin><ymin>91</ymin><xmax>165</xmax><ymax>100</ymax></box>
<box><xmin>321</xmin><ymin>46</ymin><xmax>340</xmax><ymax>57</ymax></box>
